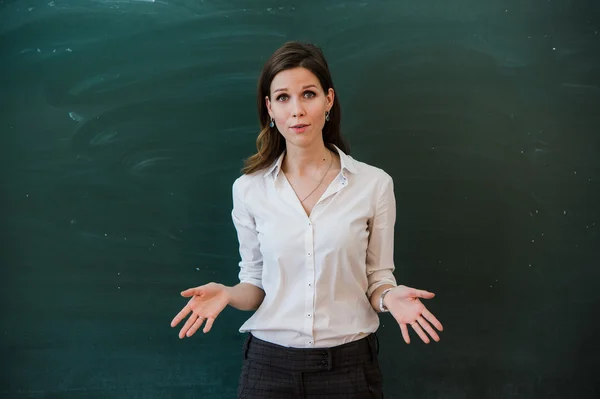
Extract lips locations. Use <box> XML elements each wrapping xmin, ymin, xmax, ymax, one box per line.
<box><xmin>290</xmin><ymin>124</ymin><xmax>309</xmax><ymax>133</ymax></box>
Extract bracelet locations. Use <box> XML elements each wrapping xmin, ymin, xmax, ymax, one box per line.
<box><xmin>379</xmin><ymin>288</ymin><xmax>393</xmax><ymax>312</ymax></box>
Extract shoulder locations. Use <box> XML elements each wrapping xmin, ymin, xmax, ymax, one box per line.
<box><xmin>349</xmin><ymin>157</ymin><xmax>395</xmax><ymax>209</ymax></box>
<box><xmin>350</xmin><ymin>156</ymin><xmax>394</xmax><ymax>187</ymax></box>
<box><xmin>232</xmin><ymin>170</ymin><xmax>264</xmax><ymax>197</ymax></box>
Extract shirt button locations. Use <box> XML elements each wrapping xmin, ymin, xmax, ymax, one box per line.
<box><xmin>308</xmin><ymin>252</ymin><xmax>311</xmax><ymax>256</ymax></box>
<box><xmin>308</xmin><ymin>222</ymin><xmax>311</xmax><ymax>226</ymax></box>
<box><xmin>307</xmin><ymin>313</ymin><xmax>312</xmax><ymax>317</ymax></box>
<box><xmin>308</xmin><ymin>341</ymin><xmax>313</xmax><ymax>345</ymax></box>
<box><xmin>308</xmin><ymin>283</ymin><xmax>312</xmax><ymax>287</ymax></box>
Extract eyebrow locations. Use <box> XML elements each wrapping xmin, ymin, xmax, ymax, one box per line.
<box><xmin>273</xmin><ymin>84</ymin><xmax>318</xmax><ymax>94</ymax></box>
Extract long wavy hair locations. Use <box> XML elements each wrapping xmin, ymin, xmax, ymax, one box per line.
<box><xmin>242</xmin><ymin>41</ymin><xmax>350</xmax><ymax>175</ymax></box>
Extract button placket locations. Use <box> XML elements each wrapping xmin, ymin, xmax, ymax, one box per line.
<box><xmin>304</xmin><ymin>217</ymin><xmax>315</xmax><ymax>343</ymax></box>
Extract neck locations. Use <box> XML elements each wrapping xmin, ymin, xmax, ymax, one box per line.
<box><xmin>282</xmin><ymin>140</ymin><xmax>332</xmax><ymax>177</ymax></box>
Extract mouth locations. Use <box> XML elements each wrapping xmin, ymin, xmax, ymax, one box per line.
<box><xmin>290</xmin><ymin>124</ymin><xmax>309</xmax><ymax>133</ymax></box>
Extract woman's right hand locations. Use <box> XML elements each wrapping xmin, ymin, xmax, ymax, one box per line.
<box><xmin>170</xmin><ymin>282</ymin><xmax>229</xmax><ymax>338</ymax></box>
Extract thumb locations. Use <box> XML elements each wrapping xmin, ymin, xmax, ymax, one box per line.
<box><xmin>181</xmin><ymin>287</ymin><xmax>202</xmax><ymax>297</ymax></box>
<box><xmin>410</xmin><ymin>288</ymin><xmax>435</xmax><ymax>299</ymax></box>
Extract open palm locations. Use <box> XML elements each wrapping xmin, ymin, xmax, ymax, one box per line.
<box><xmin>384</xmin><ymin>285</ymin><xmax>444</xmax><ymax>344</ymax></box>
<box><xmin>170</xmin><ymin>282</ymin><xmax>228</xmax><ymax>338</ymax></box>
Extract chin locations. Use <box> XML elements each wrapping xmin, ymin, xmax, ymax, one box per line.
<box><xmin>290</xmin><ymin>137</ymin><xmax>320</xmax><ymax>149</ymax></box>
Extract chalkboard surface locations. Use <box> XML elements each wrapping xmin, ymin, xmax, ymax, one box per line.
<box><xmin>1</xmin><ymin>0</ymin><xmax>599</xmax><ymax>398</ymax></box>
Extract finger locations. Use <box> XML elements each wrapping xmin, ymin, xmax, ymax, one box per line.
<box><xmin>179</xmin><ymin>313</ymin><xmax>198</xmax><ymax>339</ymax></box>
<box><xmin>417</xmin><ymin>316</ymin><xmax>440</xmax><ymax>342</ymax></box>
<box><xmin>203</xmin><ymin>317</ymin><xmax>216</xmax><ymax>333</ymax></box>
<box><xmin>186</xmin><ymin>316</ymin><xmax>205</xmax><ymax>337</ymax></box>
<box><xmin>171</xmin><ymin>305</ymin><xmax>191</xmax><ymax>327</ymax></box>
<box><xmin>422</xmin><ymin>307</ymin><xmax>444</xmax><ymax>331</ymax></box>
<box><xmin>411</xmin><ymin>321</ymin><xmax>430</xmax><ymax>344</ymax></box>
<box><xmin>400</xmin><ymin>323</ymin><xmax>411</xmax><ymax>344</ymax></box>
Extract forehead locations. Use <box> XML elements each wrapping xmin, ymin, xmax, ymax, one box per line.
<box><xmin>270</xmin><ymin>67</ymin><xmax>321</xmax><ymax>92</ymax></box>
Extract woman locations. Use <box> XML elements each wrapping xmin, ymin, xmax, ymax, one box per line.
<box><xmin>171</xmin><ymin>41</ymin><xmax>443</xmax><ymax>398</ymax></box>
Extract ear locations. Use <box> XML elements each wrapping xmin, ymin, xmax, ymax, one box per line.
<box><xmin>325</xmin><ymin>88</ymin><xmax>335</xmax><ymax>112</ymax></box>
<box><xmin>265</xmin><ymin>95</ymin><xmax>273</xmax><ymax>118</ymax></box>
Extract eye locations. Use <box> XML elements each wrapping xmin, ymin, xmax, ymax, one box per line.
<box><xmin>276</xmin><ymin>94</ymin><xmax>289</xmax><ymax>102</ymax></box>
<box><xmin>304</xmin><ymin>91</ymin><xmax>316</xmax><ymax>98</ymax></box>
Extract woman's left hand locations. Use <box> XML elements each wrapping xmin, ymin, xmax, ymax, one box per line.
<box><xmin>384</xmin><ymin>285</ymin><xmax>444</xmax><ymax>344</ymax></box>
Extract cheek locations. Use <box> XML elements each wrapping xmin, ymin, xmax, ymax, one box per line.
<box><xmin>270</xmin><ymin>106</ymin><xmax>288</xmax><ymax>131</ymax></box>
<box><xmin>270</xmin><ymin>104</ymin><xmax>287</xmax><ymax>120</ymax></box>
<box><xmin>312</xmin><ymin>97</ymin><xmax>328</xmax><ymax>112</ymax></box>
<box><xmin>309</xmin><ymin>102</ymin><xmax>327</xmax><ymax>121</ymax></box>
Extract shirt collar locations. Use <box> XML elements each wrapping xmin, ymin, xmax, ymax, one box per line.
<box><xmin>263</xmin><ymin>151</ymin><xmax>286</xmax><ymax>178</ymax></box>
<box><xmin>335</xmin><ymin>144</ymin><xmax>358</xmax><ymax>175</ymax></box>
<box><xmin>263</xmin><ymin>144</ymin><xmax>358</xmax><ymax>178</ymax></box>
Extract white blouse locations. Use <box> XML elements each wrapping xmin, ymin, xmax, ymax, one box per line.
<box><xmin>231</xmin><ymin>145</ymin><xmax>397</xmax><ymax>348</ymax></box>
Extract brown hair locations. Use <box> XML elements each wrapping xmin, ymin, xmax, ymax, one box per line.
<box><xmin>242</xmin><ymin>41</ymin><xmax>350</xmax><ymax>175</ymax></box>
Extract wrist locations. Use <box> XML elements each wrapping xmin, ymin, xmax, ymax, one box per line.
<box><xmin>221</xmin><ymin>284</ymin><xmax>232</xmax><ymax>305</ymax></box>
<box><xmin>379</xmin><ymin>287</ymin><xmax>394</xmax><ymax>312</ymax></box>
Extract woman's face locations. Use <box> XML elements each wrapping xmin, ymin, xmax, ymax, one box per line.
<box><xmin>266</xmin><ymin>67</ymin><xmax>334</xmax><ymax>150</ymax></box>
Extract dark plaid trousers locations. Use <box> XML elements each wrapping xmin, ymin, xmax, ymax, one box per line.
<box><xmin>237</xmin><ymin>333</ymin><xmax>384</xmax><ymax>399</ymax></box>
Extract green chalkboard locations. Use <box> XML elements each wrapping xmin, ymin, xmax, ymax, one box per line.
<box><xmin>1</xmin><ymin>0</ymin><xmax>599</xmax><ymax>398</ymax></box>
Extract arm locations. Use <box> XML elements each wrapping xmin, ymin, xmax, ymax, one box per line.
<box><xmin>231</xmin><ymin>177</ymin><xmax>265</xmax><ymax>307</ymax></box>
<box><xmin>171</xmin><ymin>178</ymin><xmax>265</xmax><ymax>338</ymax></box>
<box><xmin>364</xmin><ymin>176</ymin><xmax>443</xmax><ymax>343</ymax></box>
<box><xmin>225</xmin><ymin>282</ymin><xmax>265</xmax><ymax>311</ymax></box>
<box><xmin>366</xmin><ymin>174</ymin><xmax>398</xmax><ymax>312</ymax></box>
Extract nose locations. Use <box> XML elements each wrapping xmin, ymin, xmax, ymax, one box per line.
<box><xmin>291</xmin><ymin>98</ymin><xmax>306</xmax><ymax>117</ymax></box>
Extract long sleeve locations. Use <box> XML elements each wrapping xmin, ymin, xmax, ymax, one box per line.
<box><xmin>365</xmin><ymin>174</ymin><xmax>398</xmax><ymax>297</ymax></box>
<box><xmin>231</xmin><ymin>177</ymin><xmax>264</xmax><ymax>290</ymax></box>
